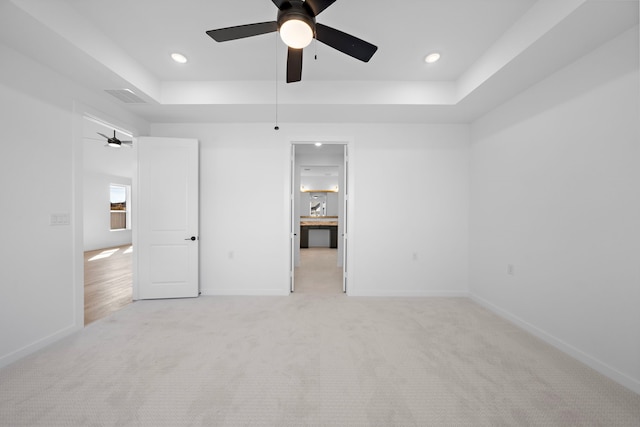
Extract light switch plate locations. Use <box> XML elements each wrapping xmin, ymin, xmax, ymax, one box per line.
<box><xmin>50</xmin><ymin>213</ymin><xmax>70</xmax><ymax>226</ymax></box>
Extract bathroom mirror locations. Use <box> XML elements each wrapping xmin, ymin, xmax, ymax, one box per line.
<box><xmin>308</xmin><ymin>193</ymin><xmax>327</xmax><ymax>216</ymax></box>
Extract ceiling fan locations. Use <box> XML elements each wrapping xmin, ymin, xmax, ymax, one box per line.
<box><xmin>206</xmin><ymin>0</ymin><xmax>377</xmax><ymax>83</ymax></box>
<box><xmin>96</xmin><ymin>130</ymin><xmax>132</xmax><ymax>148</ymax></box>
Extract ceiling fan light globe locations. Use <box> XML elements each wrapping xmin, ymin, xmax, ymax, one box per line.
<box><xmin>280</xmin><ymin>19</ymin><xmax>313</xmax><ymax>49</ymax></box>
<box><xmin>108</xmin><ymin>141</ymin><xmax>121</xmax><ymax>148</ymax></box>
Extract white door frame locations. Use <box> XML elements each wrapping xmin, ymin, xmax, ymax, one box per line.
<box><xmin>289</xmin><ymin>144</ymin><xmax>297</xmax><ymax>292</ymax></box>
<box><xmin>289</xmin><ymin>139</ymin><xmax>353</xmax><ymax>295</ymax></box>
<box><xmin>342</xmin><ymin>143</ymin><xmax>349</xmax><ymax>293</ymax></box>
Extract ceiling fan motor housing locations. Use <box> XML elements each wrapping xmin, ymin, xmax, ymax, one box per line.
<box><xmin>277</xmin><ymin>0</ymin><xmax>317</xmax><ymax>37</ymax></box>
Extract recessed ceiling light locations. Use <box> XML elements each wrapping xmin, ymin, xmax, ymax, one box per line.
<box><xmin>424</xmin><ymin>52</ymin><xmax>441</xmax><ymax>64</ymax></box>
<box><xmin>171</xmin><ymin>52</ymin><xmax>188</xmax><ymax>64</ymax></box>
<box><xmin>314</xmin><ymin>142</ymin><xmax>323</xmax><ymax>147</ymax></box>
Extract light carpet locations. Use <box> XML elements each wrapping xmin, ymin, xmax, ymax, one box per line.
<box><xmin>1</xmin><ymin>296</ymin><xmax>639</xmax><ymax>426</ymax></box>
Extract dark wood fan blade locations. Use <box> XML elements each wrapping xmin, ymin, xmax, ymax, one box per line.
<box><xmin>206</xmin><ymin>21</ymin><xmax>277</xmax><ymax>42</ymax></box>
<box><xmin>304</xmin><ymin>0</ymin><xmax>336</xmax><ymax>16</ymax></box>
<box><xmin>96</xmin><ymin>132</ymin><xmax>109</xmax><ymax>139</ymax></box>
<box><xmin>287</xmin><ymin>47</ymin><xmax>303</xmax><ymax>83</ymax></box>
<box><xmin>315</xmin><ymin>23</ymin><xmax>377</xmax><ymax>62</ymax></box>
<box><xmin>272</xmin><ymin>0</ymin><xmax>292</xmax><ymax>10</ymax></box>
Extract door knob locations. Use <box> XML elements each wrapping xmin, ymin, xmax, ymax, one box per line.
<box><xmin>185</xmin><ymin>236</ymin><xmax>197</xmax><ymax>241</ymax></box>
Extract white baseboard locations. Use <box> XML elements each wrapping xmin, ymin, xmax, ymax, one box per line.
<box><xmin>470</xmin><ymin>293</ymin><xmax>640</xmax><ymax>396</ymax></box>
<box><xmin>201</xmin><ymin>289</ymin><xmax>469</xmax><ymax>298</ymax></box>
<box><xmin>201</xmin><ymin>288</ymin><xmax>290</xmax><ymax>296</ymax></box>
<box><xmin>0</xmin><ymin>323</ymin><xmax>80</xmax><ymax>370</ymax></box>
<box><xmin>349</xmin><ymin>290</ymin><xmax>470</xmax><ymax>297</ymax></box>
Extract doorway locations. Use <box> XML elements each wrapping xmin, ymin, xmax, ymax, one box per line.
<box><xmin>290</xmin><ymin>142</ymin><xmax>348</xmax><ymax>294</ymax></box>
<box><xmin>81</xmin><ymin>115</ymin><xmax>135</xmax><ymax>324</ymax></box>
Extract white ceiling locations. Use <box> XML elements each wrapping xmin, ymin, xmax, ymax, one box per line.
<box><xmin>2</xmin><ymin>0</ymin><xmax>638</xmax><ymax>125</ymax></box>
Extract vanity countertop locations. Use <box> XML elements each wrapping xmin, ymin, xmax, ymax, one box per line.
<box><xmin>300</xmin><ymin>221</ymin><xmax>338</xmax><ymax>226</ymax></box>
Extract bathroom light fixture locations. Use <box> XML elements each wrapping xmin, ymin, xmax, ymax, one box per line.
<box><xmin>424</xmin><ymin>52</ymin><xmax>441</xmax><ymax>63</ymax></box>
<box><xmin>171</xmin><ymin>52</ymin><xmax>188</xmax><ymax>64</ymax></box>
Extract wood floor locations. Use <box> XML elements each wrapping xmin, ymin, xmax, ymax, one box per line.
<box><xmin>84</xmin><ymin>245</ymin><xmax>133</xmax><ymax>325</ymax></box>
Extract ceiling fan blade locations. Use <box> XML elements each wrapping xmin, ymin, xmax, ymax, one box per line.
<box><xmin>272</xmin><ymin>0</ymin><xmax>292</xmax><ymax>10</ymax></box>
<box><xmin>96</xmin><ymin>132</ymin><xmax>109</xmax><ymax>139</ymax></box>
<box><xmin>206</xmin><ymin>21</ymin><xmax>277</xmax><ymax>42</ymax></box>
<box><xmin>315</xmin><ymin>23</ymin><xmax>377</xmax><ymax>62</ymax></box>
<box><xmin>287</xmin><ymin>47</ymin><xmax>303</xmax><ymax>83</ymax></box>
<box><xmin>304</xmin><ymin>0</ymin><xmax>336</xmax><ymax>16</ymax></box>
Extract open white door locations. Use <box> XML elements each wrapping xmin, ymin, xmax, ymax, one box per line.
<box><xmin>342</xmin><ymin>144</ymin><xmax>349</xmax><ymax>293</ymax></box>
<box><xmin>136</xmin><ymin>137</ymin><xmax>199</xmax><ymax>299</ymax></box>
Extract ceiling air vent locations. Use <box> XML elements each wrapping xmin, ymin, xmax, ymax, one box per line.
<box><xmin>105</xmin><ymin>89</ymin><xmax>146</xmax><ymax>104</ymax></box>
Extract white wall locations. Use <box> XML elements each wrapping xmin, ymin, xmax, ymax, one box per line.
<box><xmin>0</xmin><ymin>41</ymin><xmax>148</xmax><ymax>368</ymax></box>
<box><xmin>348</xmin><ymin>125</ymin><xmax>470</xmax><ymax>296</ymax></box>
<box><xmin>469</xmin><ymin>27</ymin><xmax>640</xmax><ymax>393</ymax></box>
<box><xmin>300</xmin><ymin>177</ymin><xmax>339</xmax><ymax>192</ymax></box>
<box><xmin>0</xmin><ymin>77</ymin><xmax>76</xmax><ymax>367</ymax></box>
<box><xmin>150</xmin><ymin>123</ymin><xmax>470</xmax><ymax>297</ymax></box>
